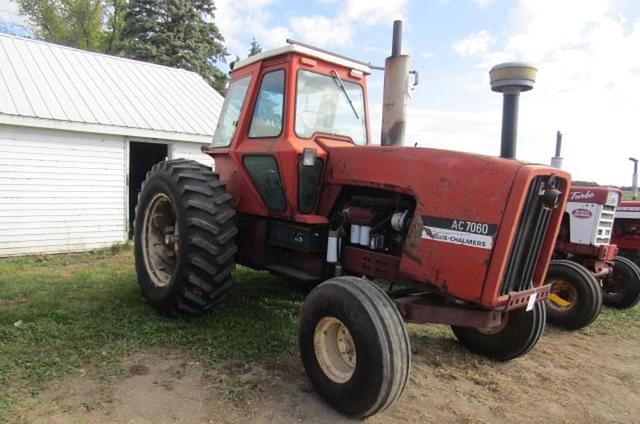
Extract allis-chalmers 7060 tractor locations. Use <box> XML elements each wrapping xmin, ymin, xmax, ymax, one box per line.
<box><xmin>133</xmin><ymin>26</ymin><xmax>570</xmax><ymax>417</ymax></box>
<box><xmin>545</xmin><ymin>134</ymin><xmax>640</xmax><ymax>330</ymax></box>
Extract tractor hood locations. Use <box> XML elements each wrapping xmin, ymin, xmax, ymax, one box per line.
<box><xmin>318</xmin><ymin>139</ymin><xmax>570</xmax><ymax>305</ymax></box>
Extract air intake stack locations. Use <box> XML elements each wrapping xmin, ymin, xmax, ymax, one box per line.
<box><xmin>631</xmin><ymin>157</ymin><xmax>639</xmax><ymax>200</ymax></box>
<box><xmin>381</xmin><ymin>20</ymin><xmax>410</xmax><ymax>147</ymax></box>
<box><xmin>551</xmin><ymin>131</ymin><xmax>564</xmax><ymax>169</ymax></box>
<box><xmin>489</xmin><ymin>62</ymin><xmax>537</xmax><ymax>159</ymax></box>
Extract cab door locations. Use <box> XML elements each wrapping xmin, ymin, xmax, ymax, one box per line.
<box><xmin>238</xmin><ymin>67</ymin><xmax>289</xmax><ymax>214</ymax></box>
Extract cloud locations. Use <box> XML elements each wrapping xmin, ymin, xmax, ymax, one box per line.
<box><xmin>289</xmin><ymin>15</ymin><xmax>353</xmax><ymax>47</ymax></box>
<box><xmin>0</xmin><ymin>0</ymin><xmax>25</xmax><ymax>24</ymax></box>
<box><xmin>343</xmin><ymin>0</ymin><xmax>406</xmax><ymax>25</ymax></box>
<box><xmin>434</xmin><ymin>0</ymin><xmax>640</xmax><ymax>184</ymax></box>
<box><xmin>473</xmin><ymin>0</ymin><xmax>494</xmax><ymax>8</ymax></box>
<box><xmin>453</xmin><ymin>30</ymin><xmax>496</xmax><ymax>57</ymax></box>
<box><xmin>215</xmin><ymin>0</ymin><xmax>291</xmax><ymax>57</ymax></box>
<box><xmin>217</xmin><ymin>0</ymin><xmax>408</xmax><ymax>57</ymax></box>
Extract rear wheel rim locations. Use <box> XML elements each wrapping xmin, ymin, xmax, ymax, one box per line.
<box><xmin>142</xmin><ymin>193</ymin><xmax>179</xmax><ymax>288</ymax></box>
<box><xmin>547</xmin><ymin>278</ymin><xmax>578</xmax><ymax>312</ymax></box>
<box><xmin>602</xmin><ymin>273</ymin><xmax>625</xmax><ymax>302</ymax></box>
<box><xmin>313</xmin><ymin>317</ymin><xmax>357</xmax><ymax>384</ymax></box>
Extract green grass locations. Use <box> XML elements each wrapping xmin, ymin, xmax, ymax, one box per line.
<box><xmin>0</xmin><ymin>245</ymin><xmax>305</xmax><ymax>420</ymax></box>
<box><xmin>1</xmin><ymin>247</ymin><xmax>640</xmax><ymax>420</ymax></box>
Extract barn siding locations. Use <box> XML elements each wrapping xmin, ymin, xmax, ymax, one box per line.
<box><xmin>0</xmin><ymin>125</ymin><xmax>127</xmax><ymax>256</ymax></box>
<box><xmin>169</xmin><ymin>141</ymin><xmax>215</xmax><ymax>168</ymax></box>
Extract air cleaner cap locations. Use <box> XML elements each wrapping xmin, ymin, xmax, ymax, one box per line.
<box><xmin>489</xmin><ymin>62</ymin><xmax>537</xmax><ymax>93</ymax></box>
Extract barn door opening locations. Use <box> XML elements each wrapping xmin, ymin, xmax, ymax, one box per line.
<box><xmin>129</xmin><ymin>141</ymin><xmax>168</xmax><ymax>238</ymax></box>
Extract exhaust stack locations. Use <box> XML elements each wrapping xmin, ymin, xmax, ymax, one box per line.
<box><xmin>381</xmin><ymin>20</ymin><xmax>410</xmax><ymax>147</ymax></box>
<box><xmin>631</xmin><ymin>157</ymin><xmax>639</xmax><ymax>199</ymax></box>
<box><xmin>489</xmin><ymin>62</ymin><xmax>537</xmax><ymax>159</ymax></box>
<box><xmin>551</xmin><ymin>131</ymin><xmax>564</xmax><ymax>169</ymax></box>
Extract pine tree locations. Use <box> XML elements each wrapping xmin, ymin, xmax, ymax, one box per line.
<box><xmin>122</xmin><ymin>0</ymin><xmax>228</xmax><ymax>93</ymax></box>
<box><xmin>248</xmin><ymin>38</ymin><xmax>262</xmax><ymax>57</ymax></box>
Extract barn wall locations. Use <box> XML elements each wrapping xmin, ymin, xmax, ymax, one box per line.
<box><xmin>0</xmin><ymin>125</ymin><xmax>127</xmax><ymax>256</ymax></box>
<box><xmin>169</xmin><ymin>141</ymin><xmax>215</xmax><ymax>168</ymax></box>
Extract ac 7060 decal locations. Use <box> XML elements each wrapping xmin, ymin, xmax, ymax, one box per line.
<box><xmin>421</xmin><ymin>216</ymin><xmax>498</xmax><ymax>250</ymax></box>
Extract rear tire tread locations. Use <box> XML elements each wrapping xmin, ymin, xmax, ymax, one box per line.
<box><xmin>134</xmin><ymin>160</ymin><xmax>236</xmax><ymax>316</ymax></box>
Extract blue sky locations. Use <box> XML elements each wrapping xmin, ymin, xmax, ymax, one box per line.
<box><xmin>2</xmin><ymin>0</ymin><xmax>640</xmax><ymax>185</ymax></box>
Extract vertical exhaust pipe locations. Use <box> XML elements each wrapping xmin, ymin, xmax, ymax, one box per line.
<box><xmin>381</xmin><ymin>20</ymin><xmax>410</xmax><ymax>147</ymax></box>
<box><xmin>550</xmin><ymin>130</ymin><xmax>564</xmax><ymax>169</ymax></box>
<box><xmin>489</xmin><ymin>62</ymin><xmax>537</xmax><ymax>159</ymax></box>
<box><xmin>630</xmin><ymin>157</ymin><xmax>639</xmax><ymax>199</ymax></box>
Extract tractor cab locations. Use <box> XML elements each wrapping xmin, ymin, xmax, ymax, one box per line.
<box><xmin>204</xmin><ymin>42</ymin><xmax>372</xmax><ymax>221</ymax></box>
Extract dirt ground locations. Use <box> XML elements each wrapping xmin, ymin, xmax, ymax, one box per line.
<box><xmin>9</xmin><ymin>326</ymin><xmax>640</xmax><ymax>424</ymax></box>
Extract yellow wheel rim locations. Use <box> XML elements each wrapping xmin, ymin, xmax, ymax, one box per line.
<box><xmin>313</xmin><ymin>317</ymin><xmax>356</xmax><ymax>384</ymax></box>
<box><xmin>547</xmin><ymin>279</ymin><xmax>578</xmax><ymax>310</ymax></box>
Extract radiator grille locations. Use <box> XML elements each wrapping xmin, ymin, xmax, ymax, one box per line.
<box><xmin>500</xmin><ymin>176</ymin><xmax>558</xmax><ymax>295</ymax></box>
<box><xmin>595</xmin><ymin>204</ymin><xmax>616</xmax><ymax>245</ymax></box>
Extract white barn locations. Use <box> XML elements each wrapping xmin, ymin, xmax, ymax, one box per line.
<box><xmin>0</xmin><ymin>34</ymin><xmax>223</xmax><ymax>256</ymax></box>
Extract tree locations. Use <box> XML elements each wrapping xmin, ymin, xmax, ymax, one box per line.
<box><xmin>122</xmin><ymin>0</ymin><xmax>228</xmax><ymax>93</ymax></box>
<box><xmin>17</xmin><ymin>0</ymin><xmax>106</xmax><ymax>51</ymax></box>
<box><xmin>16</xmin><ymin>0</ymin><xmax>128</xmax><ymax>53</ymax></box>
<box><xmin>248</xmin><ymin>37</ymin><xmax>262</xmax><ymax>57</ymax></box>
<box><xmin>103</xmin><ymin>0</ymin><xmax>128</xmax><ymax>54</ymax></box>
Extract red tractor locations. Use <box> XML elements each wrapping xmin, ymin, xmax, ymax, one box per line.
<box><xmin>612</xmin><ymin>200</ymin><xmax>640</xmax><ymax>279</ymax></box>
<box><xmin>133</xmin><ymin>23</ymin><xmax>570</xmax><ymax>417</ymax></box>
<box><xmin>545</xmin><ymin>135</ymin><xmax>640</xmax><ymax>330</ymax></box>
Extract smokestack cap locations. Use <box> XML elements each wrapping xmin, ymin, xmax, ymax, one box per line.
<box><xmin>490</xmin><ymin>62</ymin><xmax>537</xmax><ymax>93</ymax></box>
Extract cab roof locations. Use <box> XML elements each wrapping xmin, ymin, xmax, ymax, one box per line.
<box><xmin>232</xmin><ymin>43</ymin><xmax>372</xmax><ymax>75</ymax></box>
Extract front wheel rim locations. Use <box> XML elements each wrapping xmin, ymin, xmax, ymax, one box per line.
<box><xmin>547</xmin><ymin>279</ymin><xmax>578</xmax><ymax>311</ymax></box>
<box><xmin>313</xmin><ymin>317</ymin><xmax>357</xmax><ymax>384</ymax></box>
<box><xmin>142</xmin><ymin>193</ymin><xmax>179</xmax><ymax>287</ymax></box>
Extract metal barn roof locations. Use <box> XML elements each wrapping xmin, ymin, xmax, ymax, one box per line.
<box><xmin>0</xmin><ymin>33</ymin><xmax>224</xmax><ymax>143</ymax></box>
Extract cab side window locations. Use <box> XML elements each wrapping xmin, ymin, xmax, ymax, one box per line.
<box><xmin>211</xmin><ymin>75</ymin><xmax>252</xmax><ymax>147</ymax></box>
<box><xmin>249</xmin><ymin>70</ymin><xmax>285</xmax><ymax>138</ymax></box>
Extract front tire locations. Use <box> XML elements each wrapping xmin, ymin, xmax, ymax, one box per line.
<box><xmin>299</xmin><ymin>277</ymin><xmax>410</xmax><ymax>418</ymax></box>
<box><xmin>134</xmin><ymin>160</ymin><xmax>237</xmax><ymax>315</ymax></box>
<box><xmin>451</xmin><ymin>301</ymin><xmax>546</xmax><ymax>361</ymax></box>
<box><xmin>602</xmin><ymin>256</ymin><xmax>640</xmax><ymax>309</ymax></box>
<box><xmin>544</xmin><ymin>259</ymin><xmax>602</xmax><ymax>330</ymax></box>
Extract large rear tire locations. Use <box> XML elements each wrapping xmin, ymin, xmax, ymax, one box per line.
<box><xmin>451</xmin><ymin>301</ymin><xmax>546</xmax><ymax>361</ymax></box>
<box><xmin>619</xmin><ymin>250</ymin><xmax>640</xmax><ymax>269</ymax></box>
<box><xmin>544</xmin><ymin>259</ymin><xmax>602</xmax><ymax>330</ymax></box>
<box><xmin>299</xmin><ymin>276</ymin><xmax>411</xmax><ymax>418</ymax></box>
<box><xmin>134</xmin><ymin>160</ymin><xmax>237</xmax><ymax>315</ymax></box>
<box><xmin>602</xmin><ymin>256</ymin><xmax>640</xmax><ymax>309</ymax></box>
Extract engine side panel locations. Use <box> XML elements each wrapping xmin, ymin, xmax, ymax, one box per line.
<box><xmin>320</xmin><ymin>141</ymin><xmax>523</xmax><ymax>303</ymax></box>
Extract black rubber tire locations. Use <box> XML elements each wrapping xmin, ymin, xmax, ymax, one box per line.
<box><xmin>299</xmin><ymin>276</ymin><xmax>411</xmax><ymax>418</ymax></box>
<box><xmin>602</xmin><ymin>256</ymin><xmax>640</xmax><ymax>309</ymax></box>
<box><xmin>619</xmin><ymin>249</ymin><xmax>640</xmax><ymax>269</ymax></box>
<box><xmin>544</xmin><ymin>259</ymin><xmax>602</xmax><ymax>330</ymax></box>
<box><xmin>451</xmin><ymin>301</ymin><xmax>546</xmax><ymax>361</ymax></box>
<box><xmin>134</xmin><ymin>159</ymin><xmax>237</xmax><ymax>315</ymax></box>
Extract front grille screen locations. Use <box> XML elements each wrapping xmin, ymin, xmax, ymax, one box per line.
<box><xmin>500</xmin><ymin>176</ymin><xmax>558</xmax><ymax>295</ymax></box>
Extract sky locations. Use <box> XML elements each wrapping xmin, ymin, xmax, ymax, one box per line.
<box><xmin>2</xmin><ymin>0</ymin><xmax>640</xmax><ymax>186</ymax></box>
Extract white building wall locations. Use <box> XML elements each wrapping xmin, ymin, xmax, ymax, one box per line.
<box><xmin>169</xmin><ymin>141</ymin><xmax>215</xmax><ymax>168</ymax></box>
<box><xmin>0</xmin><ymin>125</ymin><xmax>127</xmax><ymax>256</ymax></box>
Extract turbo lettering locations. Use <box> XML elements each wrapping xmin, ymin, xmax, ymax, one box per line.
<box><xmin>570</xmin><ymin>190</ymin><xmax>595</xmax><ymax>201</ymax></box>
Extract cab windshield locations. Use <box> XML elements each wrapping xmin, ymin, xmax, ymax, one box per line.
<box><xmin>295</xmin><ymin>70</ymin><xmax>367</xmax><ymax>145</ymax></box>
